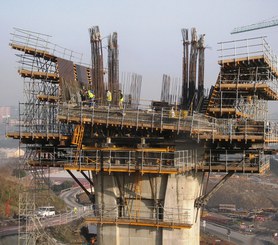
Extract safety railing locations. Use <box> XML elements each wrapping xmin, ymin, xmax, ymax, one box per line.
<box><xmin>25</xmin><ymin>146</ymin><xmax>271</xmax><ymax>173</ymax></box>
<box><xmin>6</xmin><ymin>103</ymin><xmax>73</xmax><ymax>139</ymax></box>
<box><xmin>58</xmin><ymin>147</ymin><xmax>271</xmax><ymax>172</ymax></box>
<box><xmin>58</xmin><ymin>103</ymin><xmax>214</xmax><ymax>135</ymax></box>
<box><xmin>193</xmin><ymin>117</ymin><xmax>278</xmax><ymax>140</ymax></box>
<box><xmin>18</xmin><ymin>207</ymin><xmax>94</xmax><ymax>232</ymax></box>
<box><xmin>265</xmin><ymin>120</ymin><xmax>278</xmax><ymax>142</ymax></box>
<box><xmin>10</xmin><ymin>27</ymin><xmax>90</xmax><ymax>66</ymax></box>
<box><xmin>204</xmin><ymin>149</ymin><xmax>270</xmax><ymax>173</ymax></box>
<box><xmin>219</xmin><ymin>79</ymin><xmax>278</xmax><ymax>96</ymax></box>
<box><xmin>63</xmin><ymin>149</ymin><xmax>201</xmax><ymax>171</ymax></box>
<box><xmin>9</xmin><ymin>102</ymin><xmax>278</xmax><ymax>145</ymax></box>
<box><xmin>208</xmin><ymin>95</ymin><xmax>268</xmax><ymax>121</ymax></box>
<box><xmin>89</xmin><ymin>204</ymin><xmax>192</xmax><ymax>226</ymax></box>
<box><xmin>218</xmin><ymin>36</ymin><xmax>278</xmax><ymax>73</ymax></box>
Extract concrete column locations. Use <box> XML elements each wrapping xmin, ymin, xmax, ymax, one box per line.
<box><xmin>93</xmin><ymin>172</ymin><xmax>203</xmax><ymax>245</ymax></box>
<box><xmin>163</xmin><ymin>173</ymin><xmax>203</xmax><ymax>245</ymax></box>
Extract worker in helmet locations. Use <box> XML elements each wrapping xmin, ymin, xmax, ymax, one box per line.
<box><xmin>169</xmin><ymin>107</ymin><xmax>175</xmax><ymax>118</ymax></box>
<box><xmin>87</xmin><ymin>89</ymin><xmax>95</xmax><ymax>107</ymax></box>
<box><xmin>119</xmin><ymin>90</ymin><xmax>124</xmax><ymax>109</ymax></box>
<box><xmin>106</xmin><ymin>89</ymin><xmax>112</xmax><ymax>106</ymax></box>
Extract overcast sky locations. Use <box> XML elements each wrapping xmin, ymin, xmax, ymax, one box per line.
<box><xmin>1</xmin><ymin>0</ymin><xmax>278</xmax><ymax>117</ymax></box>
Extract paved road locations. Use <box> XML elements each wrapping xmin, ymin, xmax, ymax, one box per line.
<box><xmin>59</xmin><ymin>187</ymin><xmax>85</xmax><ymax>209</ymax></box>
<box><xmin>0</xmin><ymin>225</ymin><xmax>18</xmax><ymax>237</ymax></box>
<box><xmin>204</xmin><ymin>222</ymin><xmax>276</xmax><ymax>245</ymax></box>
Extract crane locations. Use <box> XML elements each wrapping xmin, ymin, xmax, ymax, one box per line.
<box><xmin>231</xmin><ymin>18</ymin><xmax>278</xmax><ymax>34</ymax></box>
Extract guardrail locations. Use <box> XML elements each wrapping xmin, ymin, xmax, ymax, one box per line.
<box><xmin>10</xmin><ymin>27</ymin><xmax>89</xmax><ymax>66</ymax></box>
<box><xmin>218</xmin><ymin>36</ymin><xmax>278</xmax><ymax>72</ymax></box>
<box><xmin>49</xmin><ymin>148</ymin><xmax>201</xmax><ymax>171</ymax></box>
<box><xmin>0</xmin><ymin>207</ymin><xmax>94</xmax><ymax>237</ymax></box>
<box><xmin>89</xmin><ymin>204</ymin><xmax>192</xmax><ymax>225</ymax></box>
<box><xmin>59</xmin><ymin>104</ymin><xmax>191</xmax><ymax>132</ymax></box>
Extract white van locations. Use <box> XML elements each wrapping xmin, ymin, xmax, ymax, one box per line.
<box><xmin>36</xmin><ymin>206</ymin><xmax>55</xmax><ymax>217</ymax></box>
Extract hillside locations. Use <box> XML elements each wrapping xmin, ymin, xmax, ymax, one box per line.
<box><xmin>207</xmin><ymin>158</ymin><xmax>278</xmax><ymax>210</ymax></box>
<box><xmin>0</xmin><ymin>159</ymin><xmax>67</xmax><ymax>219</ymax></box>
<box><xmin>0</xmin><ymin>158</ymin><xmax>22</xmax><ymax>217</ymax></box>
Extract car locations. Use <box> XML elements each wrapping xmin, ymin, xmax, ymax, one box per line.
<box><xmin>36</xmin><ymin>206</ymin><xmax>55</xmax><ymax>217</ymax></box>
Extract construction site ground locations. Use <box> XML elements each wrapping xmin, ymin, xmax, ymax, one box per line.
<box><xmin>203</xmin><ymin>157</ymin><xmax>278</xmax><ymax>243</ymax></box>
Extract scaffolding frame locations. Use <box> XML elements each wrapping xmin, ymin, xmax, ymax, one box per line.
<box><xmin>7</xmin><ymin>28</ymin><xmax>278</xmax><ymax>244</ymax></box>
<box><xmin>9</xmin><ymin>28</ymin><xmax>84</xmax><ymax>245</ymax></box>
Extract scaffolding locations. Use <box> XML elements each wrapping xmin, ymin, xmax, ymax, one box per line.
<box><xmin>7</xmin><ymin>28</ymin><xmax>278</xmax><ymax>244</ymax></box>
<box><xmin>208</xmin><ymin>36</ymin><xmax>278</xmax><ymax>119</ymax></box>
<box><xmin>9</xmin><ymin>28</ymin><xmax>86</xmax><ymax>245</ymax></box>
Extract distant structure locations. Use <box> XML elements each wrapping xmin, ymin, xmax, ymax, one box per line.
<box><xmin>0</xmin><ymin>106</ymin><xmax>11</xmax><ymax>122</ymax></box>
<box><xmin>231</xmin><ymin>18</ymin><xmax>278</xmax><ymax>34</ymax></box>
<box><xmin>7</xmin><ymin>27</ymin><xmax>278</xmax><ymax>244</ymax></box>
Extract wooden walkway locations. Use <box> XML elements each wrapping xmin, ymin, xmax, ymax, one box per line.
<box><xmin>85</xmin><ymin>217</ymin><xmax>192</xmax><ymax>229</ymax></box>
<box><xmin>10</xmin><ymin>43</ymin><xmax>56</xmax><ymax>61</ymax></box>
<box><xmin>18</xmin><ymin>69</ymin><xmax>59</xmax><ymax>82</ymax></box>
<box><xmin>6</xmin><ymin>132</ymin><xmax>69</xmax><ymax>141</ymax></box>
<box><xmin>215</xmin><ymin>83</ymin><xmax>278</xmax><ymax>100</ymax></box>
<box><xmin>218</xmin><ymin>55</ymin><xmax>278</xmax><ymax>77</ymax></box>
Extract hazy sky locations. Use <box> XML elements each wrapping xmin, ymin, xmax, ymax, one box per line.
<box><xmin>1</xmin><ymin>0</ymin><xmax>278</xmax><ymax>112</ymax></box>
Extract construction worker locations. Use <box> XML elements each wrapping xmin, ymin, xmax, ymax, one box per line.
<box><xmin>87</xmin><ymin>89</ymin><xmax>95</xmax><ymax>107</ymax></box>
<box><xmin>119</xmin><ymin>90</ymin><xmax>124</xmax><ymax>109</ymax></box>
<box><xmin>106</xmin><ymin>89</ymin><xmax>112</xmax><ymax>106</ymax></box>
<box><xmin>169</xmin><ymin>107</ymin><xmax>175</xmax><ymax>118</ymax></box>
<box><xmin>73</xmin><ymin>206</ymin><xmax>77</xmax><ymax>214</ymax></box>
<box><xmin>80</xmin><ymin>87</ymin><xmax>87</xmax><ymax>106</ymax></box>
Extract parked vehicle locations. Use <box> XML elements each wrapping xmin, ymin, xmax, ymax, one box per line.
<box><xmin>36</xmin><ymin>206</ymin><xmax>55</xmax><ymax>217</ymax></box>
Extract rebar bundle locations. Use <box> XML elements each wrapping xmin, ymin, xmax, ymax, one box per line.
<box><xmin>181</xmin><ymin>28</ymin><xmax>205</xmax><ymax>110</ymax></box>
<box><xmin>160</xmin><ymin>74</ymin><xmax>181</xmax><ymax>106</ymax></box>
<box><xmin>120</xmin><ymin>72</ymin><xmax>142</xmax><ymax>108</ymax></box>
<box><xmin>89</xmin><ymin>26</ymin><xmax>105</xmax><ymax>104</ymax></box>
<box><xmin>108</xmin><ymin>32</ymin><xmax>120</xmax><ymax>105</ymax></box>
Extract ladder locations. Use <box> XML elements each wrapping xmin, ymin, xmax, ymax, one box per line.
<box><xmin>71</xmin><ymin>124</ymin><xmax>85</xmax><ymax>165</ymax></box>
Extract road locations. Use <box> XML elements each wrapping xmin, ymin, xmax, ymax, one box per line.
<box><xmin>204</xmin><ymin>222</ymin><xmax>276</xmax><ymax>245</ymax></box>
<box><xmin>59</xmin><ymin>187</ymin><xmax>85</xmax><ymax>209</ymax></box>
<box><xmin>0</xmin><ymin>176</ymin><xmax>87</xmax><ymax>240</ymax></box>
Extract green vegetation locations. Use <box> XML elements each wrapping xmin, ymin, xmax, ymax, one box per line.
<box><xmin>51</xmin><ymin>180</ymin><xmax>74</xmax><ymax>194</ymax></box>
<box><xmin>0</xmin><ymin>159</ymin><xmax>21</xmax><ymax>218</ymax></box>
<box><xmin>45</xmin><ymin>218</ymin><xmax>92</xmax><ymax>244</ymax></box>
<box><xmin>0</xmin><ymin>159</ymin><xmax>67</xmax><ymax>219</ymax></box>
<box><xmin>12</xmin><ymin>168</ymin><xmax>26</xmax><ymax>178</ymax></box>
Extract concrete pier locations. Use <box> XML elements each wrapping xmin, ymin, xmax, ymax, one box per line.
<box><xmin>93</xmin><ymin>172</ymin><xmax>203</xmax><ymax>244</ymax></box>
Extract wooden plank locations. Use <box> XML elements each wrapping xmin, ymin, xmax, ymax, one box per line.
<box><xmin>214</xmin><ymin>83</ymin><xmax>278</xmax><ymax>100</ymax></box>
<box><xmin>198</xmin><ymin>134</ymin><xmax>264</xmax><ymax>142</ymax></box>
<box><xmin>57</xmin><ymin>114</ymin><xmax>191</xmax><ymax>133</ymax></box>
<box><xmin>37</xmin><ymin>94</ymin><xmax>59</xmax><ymax>102</ymax></box>
<box><xmin>6</xmin><ymin>132</ymin><xmax>69</xmax><ymax>140</ymax></box>
<box><xmin>19</xmin><ymin>69</ymin><xmax>59</xmax><ymax>81</ymax></box>
<box><xmin>207</xmin><ymin>108</ymin><xmax>250</xmax><ymax>118</ymax></box>
<box><xmin>85</xmin><ymin>217</ymin><xmax>192</xmax><ymax>229</ymax></box>
<box><xmin>218</xmin><ymin>55</ymin><xmax>264</xmax><ymax>65</ymax></box>
<box><xmin>208</xmin><ymin>108</ymin><xmax>235</xmax><ymax>113</ymax></box>
<box><xmin>10</xmin><ymin>43</ymin><xmax>56</xmax><ymax>61</ymax></box>
<box><xmin>218</xmin><ymin>55</ymin><xmax>278</xmax><ymax>77</ymax></box>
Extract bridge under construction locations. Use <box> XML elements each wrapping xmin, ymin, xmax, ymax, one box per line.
<box><xmin>7</xmin><ymin>27</ymin><xmax>278</xmax><ymax>244</ymax></box>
